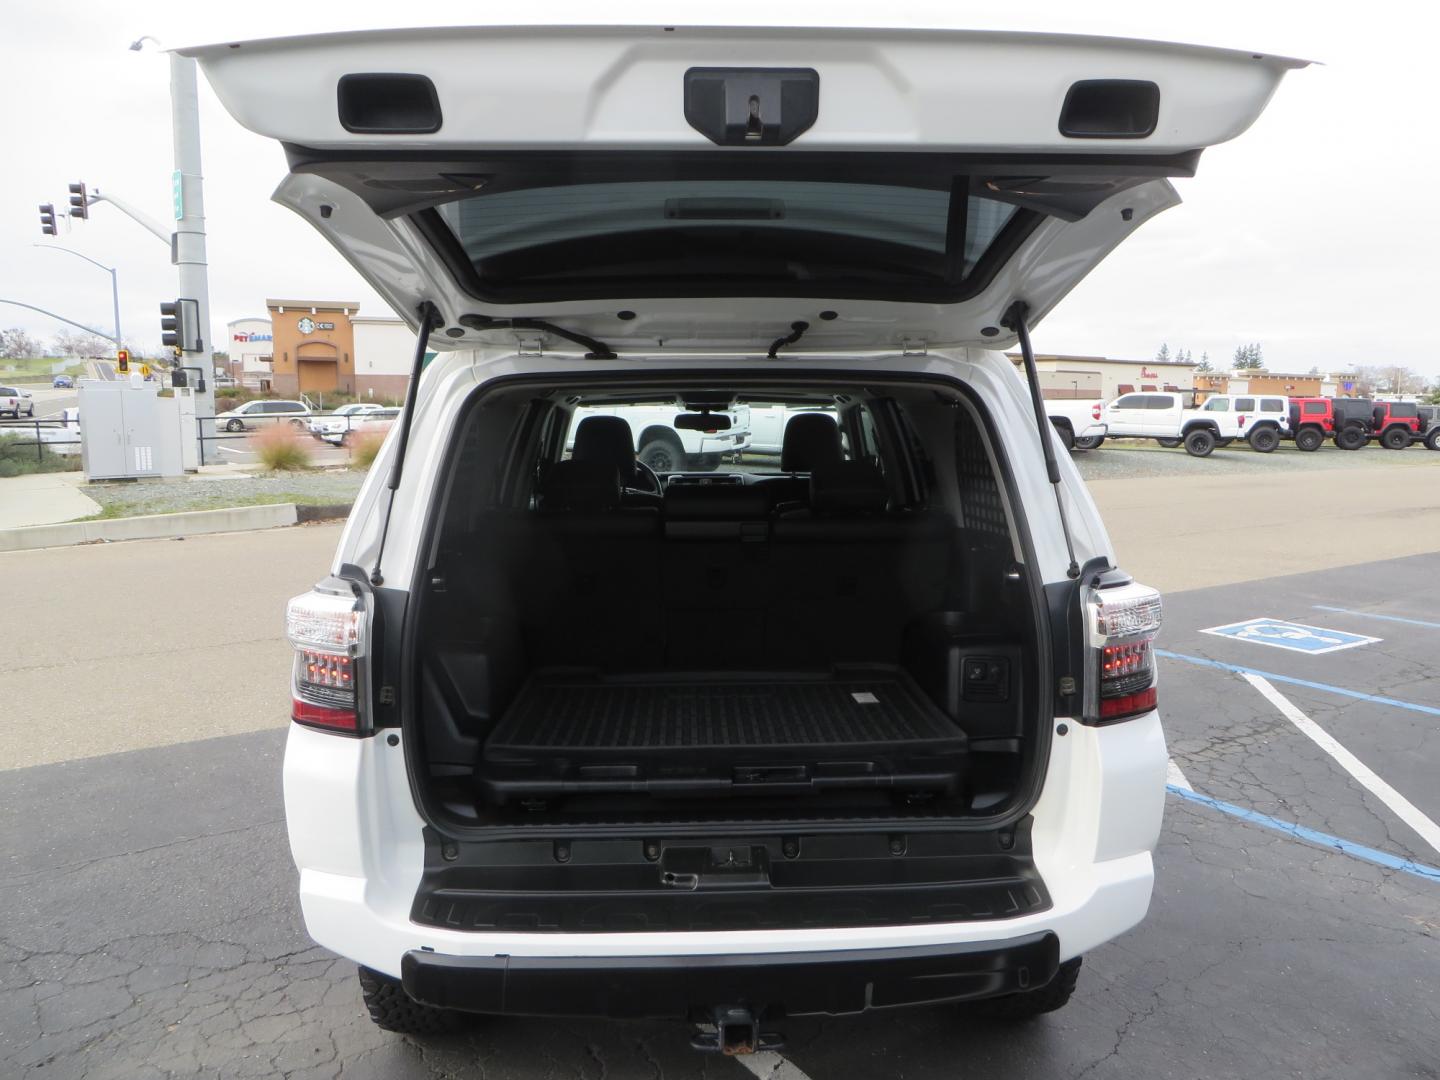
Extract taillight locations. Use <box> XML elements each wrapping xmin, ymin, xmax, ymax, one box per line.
<box><xmin>1091</xmin><ymin>403</ymin><xmax>1102</xmax><ymax>420</ymax></box>
<box><xmin>285</xmin><ymin>587</ymin><xmax>366</xmax><ymax>734</ymax></box>
<box><xmin>1084</xmin><ymin>581</ymin><xmax>1163</xmax><ymax>724</ymax></box>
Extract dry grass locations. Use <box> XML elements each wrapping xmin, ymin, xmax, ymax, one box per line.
<box><xmin>350</xmin><ymin>423</ymin><xmax>392</xmax><ymax>469</ymax></box>
<box><xmin>250</xmin><ymin>424</ymin><xmax>312</xmax><ymax>470</ymax></box>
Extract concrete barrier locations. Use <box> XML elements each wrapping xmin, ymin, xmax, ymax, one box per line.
<box><xmin>0</xmin><ymin>502</ymin><xmax>300</xmax><ymax>553</ymax></box>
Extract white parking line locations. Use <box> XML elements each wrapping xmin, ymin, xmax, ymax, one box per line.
<box><xmin>1166</xmin><ymin>759</ymin><xmax>1194</xmax><ymax>791</ymax></box>
<box><xmin>734</xmin><ymin>1050</ymin><xmax>816</xmax><ymax>1080</ymax></box>
<box><xmin>1242</xmin><ymin>673</ymin><xmax>1440</xmax><ymax>858</ymax></box>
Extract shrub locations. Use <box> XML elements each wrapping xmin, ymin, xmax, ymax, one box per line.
<box><xmin>250</xmin><ymin>424</ymin><xmax>312</xmax><ymax>470</ymax></box>
<box><xmin>0</xmin><ymin>439</ymin><xmax>82</xmax><ymax>478</ymax></box>
<box><xmin>351</xmin><ymin>424</ymin><xmax>392</xmax><ymax>469</ymax></box>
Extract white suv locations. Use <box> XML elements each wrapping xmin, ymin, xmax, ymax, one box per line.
<box><xmin>191</xmin><ymin>22</ymin><xmax>1300</xmax><ymax>1051</ymax></box>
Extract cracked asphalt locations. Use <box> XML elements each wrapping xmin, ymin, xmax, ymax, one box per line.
<box><xmin>3</xmin><ymin>515</ymin><xmax>1439</xmax><ymax>1076</ymax></box>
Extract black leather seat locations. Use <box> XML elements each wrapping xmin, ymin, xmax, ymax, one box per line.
<box><xmin>757</xmin><ymin>412</ymin><xmax>845</xmax><ymax>508</ymax></box>
<box><xmin>571</xmin><ymin>414</ymin><xmax>662</xmax><ymax>507</ymax></box>
<box><xmin>769</xmin><ymin>462</ymin><xmax>951</xmax><ymax>666</ymax></box>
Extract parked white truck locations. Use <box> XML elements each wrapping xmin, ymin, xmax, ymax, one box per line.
<box><xmin>570</xmin><ymin>403</ymin><xmax>752</xmax><ymax>472</ymax></box>
<box><xmin>1100</xmin><ymin>391</ymin><xmax>1290</xmax><ymax>456</ymax></box>
<box><xmin>1043</xmin><ymin>399</ymin><xmax>1108</xmax><ymax>451</ymax></box>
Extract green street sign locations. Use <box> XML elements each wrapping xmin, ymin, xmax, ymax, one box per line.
<box><xmin>172</xmin><ymin>171</ymin><xmax>184</xmax><ymax>220</ymax></box>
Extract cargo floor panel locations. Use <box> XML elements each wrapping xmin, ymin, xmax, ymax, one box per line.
<box><xmin>478</xmin><ymin>668</ymin><xmax>968</xmax><ymax>802</ymax></box>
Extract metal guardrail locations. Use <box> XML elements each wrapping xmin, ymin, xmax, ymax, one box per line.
<box><xmin>0</xmin><ymin>417</ymin><xmax>82</xmax><ymax>462</ymax></box>
<box><xmin>193</xmin><ymin>410</ymin><xmax>398</xmax><ymax>463</ymax></box>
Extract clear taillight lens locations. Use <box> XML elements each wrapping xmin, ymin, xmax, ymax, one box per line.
<box><xmin>285</xmin><ymin>588</ymin><xmax>366</xmax><ymax>733</ymax></box>
<box><xmin>1085</xmin><ymin>581</ymin><xmax>1162</xmax><ymax>724</ymax></box>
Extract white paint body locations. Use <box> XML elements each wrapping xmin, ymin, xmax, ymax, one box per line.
<box><xmin>181</xmin><ymin>18</ymin><xmax>1303</xmax><ymax>988</ymax></box>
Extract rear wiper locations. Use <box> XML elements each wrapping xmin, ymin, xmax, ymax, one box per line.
<box><xmin>1002</xmin><ymin>300</ymin><xmax>1080</xmax><ymax>580</ymax></box>
<box><xmin>767</xmin><ymin>320</ymin><xmax>810</xmax><ymax>359</ymax></box>
<box><xmin>458</xmin><ymin>314</ymin><xmax>617</xmax><ymax>360</ymax></box>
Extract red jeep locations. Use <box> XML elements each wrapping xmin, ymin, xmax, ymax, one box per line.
<box><xmin>1286</xmin><ymin>398</ymin><xmax>1335</xmax><ymax>451</ymax></box>
<box><xmin>1370</xmin><ymin>401</ymin><xmax>1423</xmax><ymax>449</ymax></box>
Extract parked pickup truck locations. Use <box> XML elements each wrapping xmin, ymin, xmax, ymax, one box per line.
<box><xmin>1043</xmin><ymin>399</ymin><xmax>1108</xmax><ymax>451</ymax></box>
<box><xmin>1102</xmin><ymin>391</ymin><xmax>1290</xmax><ymax>456</ymax></box>
<box><xmin>569</xmin><ymin>403</ymin><xmax>752</xmax><ymax>472</ymax></box>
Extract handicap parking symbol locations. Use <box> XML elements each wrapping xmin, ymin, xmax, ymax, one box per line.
<box><xmin>1201</xmin><ymin>618</ymin><xmax>1381</xmax><ymax>655</ymax></box>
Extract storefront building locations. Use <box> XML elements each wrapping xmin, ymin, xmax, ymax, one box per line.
<box><xmin>224</xmin><ymin>317</ymin><xmax>274</xmax><ymax>389</ymax></box>
<box><xmin>1007</xmin><ymin>353</ymin><xmax>1199</xmax><ymax>400</ymax></box>
<box><xmin>351</xmin><ymin>316</ymin><xmax>417</xmax><ymax>401</ymax></box>
<box><xmin>265</xmin><ymin>300</ymin><xmax>361</xmax><ymax>396</ymax></box>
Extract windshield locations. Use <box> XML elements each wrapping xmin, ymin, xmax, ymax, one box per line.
<box><xmin>432</xmin><ymin>179</ymin><xmax>1024</xmax><ymax>303</ymax></box>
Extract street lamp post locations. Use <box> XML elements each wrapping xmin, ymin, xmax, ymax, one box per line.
<box><xmin>33</xmin><ymin>244</ymin><xmax>121</xmax><ymax>346</ymax></box>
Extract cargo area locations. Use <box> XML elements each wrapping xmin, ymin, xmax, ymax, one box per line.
<box><xmin>408</xmin><ymin>375</ymin><xmax>1047</xmax><ymax>833</ymax></box>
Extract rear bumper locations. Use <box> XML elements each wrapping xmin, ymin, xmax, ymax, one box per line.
<box><xmin>402</xmin><ymin>932</ymin><xmax>1058</xmax><ymax>1019</ymax></box>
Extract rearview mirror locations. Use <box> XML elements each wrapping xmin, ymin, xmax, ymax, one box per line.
<box><xmin>673</xmin><ymin>412</ymin><xmax>732</xmax><ymax>432</ymax></box>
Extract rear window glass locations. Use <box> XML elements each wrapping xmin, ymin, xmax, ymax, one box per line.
<box><xmin>1234</xmin><ymin>397</ymin><xmax>1255</xmax><ymax>411</ymax></box>
<box><xmin>1260</xmin><ymin>399</ymin><xmax>1284</xmax><ymax>412</ymax></box>
<box><xmin>1304</xmin><ymin>401</ymin><xmax>1327</xmax><ymax>414</ymax></box>
<box><xmin>1144</xmin><ymin>395</ymin><xmax>1174</xmax><ymax>409</ymax></box>
<box><xmin>434</xmin><ymin>181</ymin><xmax>1023</xmax><ymax>302</ymax></box>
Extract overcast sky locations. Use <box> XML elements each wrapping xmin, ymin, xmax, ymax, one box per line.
<box><xmin>3</xmin><ymin>0</ymin><xmax>1436</xmax><ymax>377</ymax></box>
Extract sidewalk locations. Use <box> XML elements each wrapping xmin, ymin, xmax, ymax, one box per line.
<box><xmin>0</xmin><ymin>473</ymin><xmax>100</xmax><ymax>529</ymax></box>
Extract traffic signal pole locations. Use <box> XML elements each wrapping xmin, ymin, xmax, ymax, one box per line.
<box><xmin>168</xmin><ymin>52</ymin><xmax>215</xmax><ymax>464</ymax></box>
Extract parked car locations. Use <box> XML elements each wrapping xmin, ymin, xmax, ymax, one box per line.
<box><xmin>308</xmin><ymin>402</ymin><xmax>391</xmax><ymax>441</ymax></box>
<box><xmin>567</xmin><ymin>403</ymin><xmax>752</xmax><ymax>472</ymax></box>
<box><xmin>1286</xmin><ymin>397</ymin><xmax>1337</xmax><ymax>451</ymax></box>
<box><xmin>213</xmin><ymin>398</ymin><xmax>311</xmax><ymax>432</ymax></box>
<box><xmin>1420</xmin><ymin>406</ymin><xmax>1440</xmax><ymax>451</ymax></box>
<box><xmin>1368</xmin><ymin>401</ymin><xmax>1425</xmax><ymax>450</ymax></box>
<box><xmin>0</xmin><ymin>385</ymin><xmax>35</xmax><ymax>418</ymax></box>
<box><xmin>324</xmin><ymin>407</ymin><xmax>400</xmax><ymax>446</ymax></box>
<box><xmin>1043</xmin><ymin>399</ymin><xmax>1108</xmax><ymax>451</ymax></box>
<box><xmin>190</xmin><ymin>21</ymin><xmax>1299</xmax><ymax>1045</ymax></box>
<box><xmin>52</xmin><ymin>375</ymin><xmax>74</xmax><ymax>389</ymax></box>
<box><xmin>1102</xmin><ymin>391</ymin><xmax>1288</xmax><ymax>456</ymax></box>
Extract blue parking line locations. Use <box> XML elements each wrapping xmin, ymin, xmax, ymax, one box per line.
<box><xmin>1313</xmin><ymin>605</ymin><xmax>1440</xmax><ymax>631</ymax></box>
<box><xmin>1168</xmin><ymin>785</ymin><xmax>1440</xmax><ymax>883</ymax></box>
<box><xmin>1156</xmin><ymin>649</ymin><xmax>1440</xmax><ymax>718</ymax></box>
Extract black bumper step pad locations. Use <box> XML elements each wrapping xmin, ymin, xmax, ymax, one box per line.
<box><xmin>478</xmin><ymin>668</ymin><xmax>967</xmax><ymax>802</ymax></box>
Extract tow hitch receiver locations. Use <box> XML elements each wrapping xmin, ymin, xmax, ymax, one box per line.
<box><xmin>691</xmin><ymin>1006</ymin><xmax>785</xmax><ymax>1055</ymax></box>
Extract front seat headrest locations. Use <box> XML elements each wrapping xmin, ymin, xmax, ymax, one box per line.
<box><xmin>780</xmin><ymin>413</ymin><xmax>844</xmax><ymax>472</ymax></box>
<box><xmin>538</xmin><ymin>460</ymin><xmax>622</xmax><ymax>512</ymax></box>
<box><xmin>572</xmin><ymin>415</ymin><xmax>637</xmax><ymax>483</ymax></box>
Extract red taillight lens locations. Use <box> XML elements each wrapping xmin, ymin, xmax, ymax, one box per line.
<box><xmin>1084</xmin><ymin>581</ymin><xmax>1162</xmax><ymax>724</ymax></box>
<box><xmin>1091</xmin><ymin>403</ymin><xmax>1102</xmax><ymax>420</ymax></box>
<box><xmin>286</xmin><ymin>588</ymin><xmax>366</xmax><ymax>734</ymax></box>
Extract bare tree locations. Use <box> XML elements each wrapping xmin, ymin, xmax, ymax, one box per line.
<box><xmin>0</xmin><ymin>327</ymin><xmax>44</xmax><ymax>360</ymax></box>
<box><xmin>50</xmin><ymin>329</ymin><xmax>113</xmax><ymax>358</ymax></box>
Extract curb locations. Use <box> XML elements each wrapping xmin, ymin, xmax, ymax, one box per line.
<box><xmin>0</xmin><ymin>502</ymin><xmax>301</xmax><ymax>553</ymax></box>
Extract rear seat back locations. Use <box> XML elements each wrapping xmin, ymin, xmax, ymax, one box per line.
<box><xmin>769</xmin><ymin>463</ymin><xmax>951</xmax><ymax>665</ymax></box>
<box><xmin>661</xmin><ymin>484</ymin><xmax>772</xmax><ymax>667</ymax></box>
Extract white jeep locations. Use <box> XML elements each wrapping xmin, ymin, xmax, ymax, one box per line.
<box><xmin>188</xmin><ymin>19</ymin><xmax>1300</xmax><ymax>1052</ymax></box>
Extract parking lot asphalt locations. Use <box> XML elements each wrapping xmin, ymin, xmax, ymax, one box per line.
<box><xmin>3</xmin><ymin>453</ymin><xmax>1439</xmax><ymax>1078</ymax></box>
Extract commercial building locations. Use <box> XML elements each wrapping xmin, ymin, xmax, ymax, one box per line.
<box><xmin>351</xmin><ymin>316</ymin><xmax>416</xmax><ymax>401</ymax></box>
<box><xmin>265</xmin><ymin>300</ymin><xmax>361</xmax><ymax>396</ymax></box>
<box><xmin>1007</xmin><ymin>353</ymin><xmax>1198</xmax><ymax>400</ymax></box>
<box><xmin>222</xmin><ymin>317</ymin><xmax>274</xmax><ymax>390</ymax></box>
<box><xmin>1193</xmin><ymin>371</ymin><xmax>1327</xmax><ymax>401</ymax></box>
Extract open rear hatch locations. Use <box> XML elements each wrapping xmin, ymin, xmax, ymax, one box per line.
<box><xmin>183</xmin><ymin>24</ymin><xmax>1305</xmax><ymax>355</ymax></box>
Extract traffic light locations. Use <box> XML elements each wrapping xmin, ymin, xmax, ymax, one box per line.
<box><xmin>160</xmin><ymin>298</ymin><xmax>201</xmax><ymax>352</ymax></box>
<box><xmin>68</xmin><ymin>182</ymin><xmax>88</xmax><ymax>220</ymax></box>
<box><xmin>116</xmin><ymin>348</ymin><xmax>130</xmax><ymax>374</ymax></box>
<box><xmin>39</xmin><ymin>203</ymin><xmax>57</xmax><ymax>235</ymax></box>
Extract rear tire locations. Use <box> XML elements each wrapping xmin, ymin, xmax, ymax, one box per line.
<box><xmin>690</xmin><ymin>453</ymin><xmax>722</xmax><ymax>472</ymax></box>
<box><xmin>637</xmin><ymin>435</ymin><xmax>684</xmax><ymax>474</ymax></box>
<box><xmin>226</xmin><ymin>418</ymin><xmax>244</xmax><ymax>432</ymax></box>
<box><xmin>1335</xmin><ymin>426</ymin><xmax>1367</xmax><ymax>451</ymax></box>
<box><xmin>1427</xmin><ymin>429</ymin><xmax>1440</xmax><ymax>452</ymax></box>
<box><xmin>1072</xmin><ymin>435</ymin><xmax>1105</xmax><ymax>451</ymax></box>
<box><xmin>1381</xmin><ymin>427</ymin><xmax>1411</xmax><ymax>450</ymax></box>
<box><xmin>1295</xmin><ymin>427</ymin><xmax>1323</xmax><ymax>452</ymax></box>
<box><xmin>1051</xmin><ymin>420</ymin><xmax>1075</xmax><ymax>451</ymax></box>
<box><xmin>971</xmin><ymin>957</ymin><xmax>1082</xmax><ymax>1020</ymax></box>
<box><xmin>1156</xmin><ymin>437</ymin><xmax>1182</xmax><ymax>448</ymax></box>
<box><xmin>1247</xmin><ymin>426</ymin><xmax>1279</xmax><ymax>453</ymax></box>
<box><xmin>358</xmin><ymin>967</ymin><xmax>470</xmax><ymax>1035</ymax></box>
<box><xmin>1184</xmin><ymin>428</ymin><xmax>1216</xmax><ymax>457</ymax></box>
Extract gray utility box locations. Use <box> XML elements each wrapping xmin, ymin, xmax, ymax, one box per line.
<box><xmin>78</xmin><ymin>379</ymin><xmax>184</xmax><ymax>481</ymax></box>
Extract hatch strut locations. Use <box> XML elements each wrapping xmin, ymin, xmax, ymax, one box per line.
<box><xmin>1001</xmin><ymin>301</ymin><xmax>1080</xmax><ymax>580</ymax></box>
<box><xmin>458</xmin><ymin>314</ymin><xmax>617</xmax><ymax>360</ymax></box>
<box><xmin>370</xmin><ymin>300</ymin><xmax>443</xmax><ymax>587</ymax></box>
<box><xmin>767</xmin><ymin>320</ymin><xmax>810</xmax><ymax>359</ymax></box>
